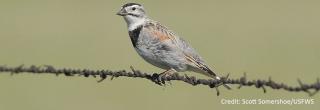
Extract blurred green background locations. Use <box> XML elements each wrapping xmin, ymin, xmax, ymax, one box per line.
<box><xmin>0</xmin><ymin>0</ymin><xmax>319</xmax><ymax>110</ymax></box>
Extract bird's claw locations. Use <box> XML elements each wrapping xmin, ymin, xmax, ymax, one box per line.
<box><xmin>157</xmin><ymin>73</ymin><xmax>166</xmax><ymax>85</ymax></box>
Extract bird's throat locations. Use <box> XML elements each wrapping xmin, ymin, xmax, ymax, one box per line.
<box><xmin>124</xmin><ymin>16</ymin><xmax>146</xmax><ymax>31</ymax></box>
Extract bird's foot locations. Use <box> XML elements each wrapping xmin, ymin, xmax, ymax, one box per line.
<box><xmin>157</xmin><ymin>72</ymin><xmax>169</xmax><ymax>85</ymax></box>
<box><xmin>157</xmin><ymin>68</ymin><xmax>177</xmax><ymax>85</ymax></box>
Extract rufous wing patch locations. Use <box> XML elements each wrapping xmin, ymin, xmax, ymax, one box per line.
<box><xmin>152</xmin><ymin>31</ymin><xmax>171</xmax><ymax>41</ymax></box>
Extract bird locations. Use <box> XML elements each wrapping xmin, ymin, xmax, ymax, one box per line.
<box><xmin>117</xmin><ymin>3</ymin><xmax>230</xmax><ymax>89</ymax></box>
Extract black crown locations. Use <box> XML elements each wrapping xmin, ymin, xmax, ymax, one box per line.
<box><xmin>122</xmin><ymin>3</ymin><xmax>142</xmax><ymax>8</ymax></box>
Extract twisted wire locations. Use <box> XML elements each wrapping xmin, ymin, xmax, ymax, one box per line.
<box><xmin>0</xmin><ymin>65</ymin><xmax>319</xmax><ymax>96</ymax></box>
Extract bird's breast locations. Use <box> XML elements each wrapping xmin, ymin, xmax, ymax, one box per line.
<box><xmin>128</xmin><ymin>26</ymin><xmax>143</xmax><ymax>47</ymax></box>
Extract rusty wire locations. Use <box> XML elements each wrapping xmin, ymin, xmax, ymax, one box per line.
<box><xmin>0</xmin><ymin>65</ymin><xmax>319</xmax><ymax>96</ymax></box>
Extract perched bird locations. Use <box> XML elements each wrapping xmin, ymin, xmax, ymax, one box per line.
<box><xmin>117</xmin><ymin>3</ymin><xmax>230</xmax><ymax>88</ymax></box>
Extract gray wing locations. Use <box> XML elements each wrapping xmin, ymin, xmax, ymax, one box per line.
<box><xmin>175</xmin><ymin>36</ymin><xmax>218</xmax><ymax>77</ymax></box>
<box><xmin>145</xmin><ymin>20</ymin><xmax>217</xmax><ymax>77</ymax></box>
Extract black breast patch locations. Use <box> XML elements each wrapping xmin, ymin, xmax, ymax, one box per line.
<box><xmin>128</xmin><ymin>26</ymin><xmax>143</xmax><ymax>47</ymax></box>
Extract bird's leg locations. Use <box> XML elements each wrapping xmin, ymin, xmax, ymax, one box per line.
<box><xmin>158</xmin><ymin>68</ymin><xmax>177</xmax><ymax>84</ymax></box>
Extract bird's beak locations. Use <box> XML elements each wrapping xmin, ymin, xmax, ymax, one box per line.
<box><xmin>116</xmin><ymin>8</ymin><xmax>127</xmax><ymax>16</ymax></box>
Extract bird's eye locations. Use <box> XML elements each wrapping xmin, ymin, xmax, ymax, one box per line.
<box><xmin>132</xmin><ymin>7</ymin><xmax>136</xmax><ymax>11</ymax></box>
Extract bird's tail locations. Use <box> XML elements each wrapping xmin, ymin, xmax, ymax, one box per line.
<box><xmin>201</xmin><ymin>66</ymin><xmax>232</xmax><ymax>90</ymax></box>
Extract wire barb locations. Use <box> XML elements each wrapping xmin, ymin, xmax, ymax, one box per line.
<box><xmin>238</xmin><ymin>73</ymin><xmax>247</xmax><ymax>89</ymax></box>
<box><xmin>0</xmin><ymin>65</ymin><xmax>319</xmax><ymax>96</ymax></box>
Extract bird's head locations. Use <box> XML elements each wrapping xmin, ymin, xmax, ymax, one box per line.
<box><xmin>117</xmin><ymin>3</ymin><xmax>147</xmax><ymax>30</ymax></box>
<box><xmin>117</xmin><ymin>3</ymin><xmax>146</xmax><ymax>17</ymax></box>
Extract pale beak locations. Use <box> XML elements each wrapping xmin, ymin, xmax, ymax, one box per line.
<box><xmin>116</xmin><ymin>8</ymin><xmax>127</xmax><ymax>16</ymax></box>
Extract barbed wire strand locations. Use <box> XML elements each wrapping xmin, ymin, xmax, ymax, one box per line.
<box><xmin>0</xmin><ymin>65</ymin><xmax>319</xmax><ymax>96</ymax></box>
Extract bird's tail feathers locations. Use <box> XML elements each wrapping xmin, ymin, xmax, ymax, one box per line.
<box><xmin>200</xmin><ymin>65</ymin><xmax>232</xmax><ymax>90</ymax></box>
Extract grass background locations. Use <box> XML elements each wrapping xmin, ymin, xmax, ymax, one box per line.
<box><xmin>0</xmin><ymin>0</ymin><xmax>319</xmax><ymax>110</ymax></box>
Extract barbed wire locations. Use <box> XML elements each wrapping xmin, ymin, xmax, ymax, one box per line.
<box><xmin>0</xmin><ymin>65</ymin><xmax>319</xmax><ymax>96</ymax></box>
